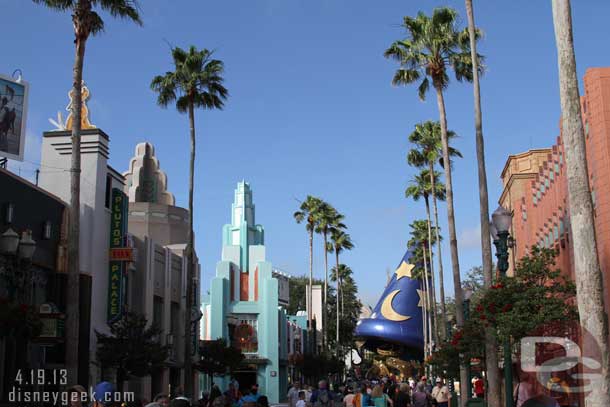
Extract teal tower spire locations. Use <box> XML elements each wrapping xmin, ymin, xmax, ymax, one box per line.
<box><xmin>222</xmin><ymin>181</ymin><xmax>264</xmax><ymax>272</ymax></box>
<box><xmin>202</xmin><ymin>181</ymin><xmax>283</xmax><ymax>403</ymax></box>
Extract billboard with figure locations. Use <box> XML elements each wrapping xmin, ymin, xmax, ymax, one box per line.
<box><xmin>0</xmin><ymin>74</ymin><xmax>29</xmax><ymax>161</ymax></box>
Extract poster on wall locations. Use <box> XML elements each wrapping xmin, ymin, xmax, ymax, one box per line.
<box><xmin>0</xmin><ymin>74</ymin><xmax>29</xmax><ymax>161</ymax></box>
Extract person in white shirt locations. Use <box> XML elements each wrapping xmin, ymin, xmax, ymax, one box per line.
<box><xmin>288</xmin><ymin>383</ymin><xmax>302</xmax><ymax>407</ymax></box>
<box><xmin>297</xmin><ymin>391</ymin><xmax>307</xmax><ymax>407</ymax></box>
<box><xmin>514</xmin><ymin>372</ymin><xmax>534</xmax><ymax>407</ymax></box>
<box><xmin>430</xmin><ymin>378</ymin><xmax>450</xmax><ymax>407</ymax></box>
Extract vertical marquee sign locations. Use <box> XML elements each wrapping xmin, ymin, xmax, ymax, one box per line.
<box><xmin>108</xmin><ymin>188</ymin><xmax>128</xmax><ymax>323</ymax></box>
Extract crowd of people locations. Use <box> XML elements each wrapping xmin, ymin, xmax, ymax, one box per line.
<box><xmin>63</xmin><ymin>380</ymin><xmax>270</xmax><ymax>407</ymax></box>
<box><xmin>286</xmin><ymin>376</ymin><xmax>452</xmax><ymax>407</ymax></box>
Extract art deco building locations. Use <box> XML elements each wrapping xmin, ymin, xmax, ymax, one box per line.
<box><xmin>499</xmin><ymin>67</ymin><xmax>610</xmax><ymax>332</ymax></box>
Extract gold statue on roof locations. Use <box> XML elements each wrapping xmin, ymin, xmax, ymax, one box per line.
<box><xmin>64</xmin><ymin>81</ymin><xmax>95</xmax><ymax>130</ymax></box>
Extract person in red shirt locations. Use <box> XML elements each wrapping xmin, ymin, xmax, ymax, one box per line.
<box><xmin>473</xmin><ymin>376</ymin><xmax>485</xmax><ymax>399</ymax></box>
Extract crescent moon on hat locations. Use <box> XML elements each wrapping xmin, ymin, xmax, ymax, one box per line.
<box><xmin>380</xmin><ymin>289</ymin><xmax>411</xmax><ymax>322</ymax></box>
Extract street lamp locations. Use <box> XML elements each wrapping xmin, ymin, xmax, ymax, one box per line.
<box><xmin>462</xmin><ymin>285</ymin><xmax>474</xmax><ymax>400</ymax></box>
<box><xmin>490</xmin><ymin>206</ymin><xmax>514</xmax><ymax>407</ymax></box>
<box><xmin>1</xmin><ymin>229</ymin><xmax>37</xmax><ymax>301</ymax></box>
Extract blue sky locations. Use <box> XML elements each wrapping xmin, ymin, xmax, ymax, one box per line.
<box><xmin>3</xmin><ymin>0</ymin><xmax>610</xmax><ymax>308</ymax></box>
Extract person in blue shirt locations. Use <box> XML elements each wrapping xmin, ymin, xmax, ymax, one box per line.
<box><xmin>239</xmin><ymin>385</ymin><xmax>260</xmax><ymax>407</ymax></box>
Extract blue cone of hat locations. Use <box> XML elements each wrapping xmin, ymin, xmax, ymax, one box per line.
<box><xmin>354</xmin><ymin>246</ymin><xmax>425</xmax><ymax>359</ymax></box>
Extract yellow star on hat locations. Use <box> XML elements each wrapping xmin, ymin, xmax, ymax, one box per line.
<box><xmin>395</xmin><ymin>261</ymin><xmax>415</xmax><ymax>280</ymax></box>
<box><xmin>416</xmin><ymin>289</ymin><xmax>425</xmax><ymax>308</ymax></box>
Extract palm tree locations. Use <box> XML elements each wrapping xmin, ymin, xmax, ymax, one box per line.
<box><xmin>151</xmin><ymin>45</ymin><xmax>228</xmax><ymax>397</ymax></box>
<box><xmin>330</xmin><ymin>263</ymin><xmax>353</xmax><ymax>326</ymax></box>
<box><xmin>314</xmin><ymin>202</ymin><xmax>345</xmax><ymax>349</ymax></box>
<box><xmin>294</xmin><ymin>196</ymin><xmax>323</xmax><ymax>330</ymax></box>
<box><xmin>551</xmin><ymin>1</ymin><xmax>610</xmax><ymax>405</ymax></box>
<box><xmin>405</xmin><ymin>169</ymin><xmax>445</xmax><ymax>344</ymax></box>
<box><xmin>407</xmin><ymin>121</ymin><xmax>460</xmax><ymax>339</ymax></box>
<box><xmin>408</xmin><ymin>219</ymin><xmax>435</xmax><ymax>357</ymax></box>
<box><xmin>385</xmin><ymin>9</ymin><xmax>482</xmax><ymax>401</ymax></box>
<box><xmin>328</xmin><ymin>228</ymin><xmax>354</xmax><ymax>354</ymax></box>
<box><xmin>464</xmin><ymin>1</ymin><xmax>501</xmax><ymax>405</ymax></box>
<box><xmin>32</xmin><ymin>0</ymin><xmax>142</xmax><ymax>384</ymax></box>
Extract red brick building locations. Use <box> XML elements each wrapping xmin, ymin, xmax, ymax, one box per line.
<box><xmin>500</xmin><ymin>67</ymin><xmax>610</xmax><ymax>322</ymax></box>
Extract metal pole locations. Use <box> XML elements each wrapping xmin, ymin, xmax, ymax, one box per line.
<box><xmin>463</xmin><ymin>298</ymin><xmax>472</xmax><ymax>402</ymax></box>
<box><xmin>493</xmin><ymin>232</ymin><xmax>513</xmax><ymax>407</ymax></box>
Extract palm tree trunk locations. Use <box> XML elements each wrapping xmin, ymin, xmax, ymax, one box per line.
<box><xmin>65</xmin><ymin>30</ymin><xmax>87</xmax><ymax>385</ymax></box>
<box><xmin>435</xmin><ymin>85</ymin><xmax>467</xmax><ymax>406</ymax></box>
<box><xmin>552</xmin><ymin>2</ymin><xmax>610</xmax><ymax>406</ymax></box>
<box><xmin>420</xmin><ymin>274</ymin><xmax>428</xmax><ymax>361</ymax></box>
<box><xmin>308</xmin><ymin>229</ymin><xmax>314</xmax><ymax>332</ymax></box>
<box><xmin>323</xmin><ymin>231</ymin><xmax>328</xmax><ymax>350</ymax></box>
<box><xmin>429</xmin><ymin>162</ymin><xmax>447</xmax><ymax>339</ymax></box>
<box><xmin>464</xmin><ymin>1</ymin><xmax>501</xmax><ymax>406</ymax></box>
<box><xmin>424</xmin><ymin>196</ymin><xmax>439</xmax><ymax>347</ymax></box>
<box><xmin>335</xmin><ymin>250</ymin><xmax>340</xmax><ymax>356</ymax></box>
<box><xmin>422</xmin><ymin>243</ymin><xmax>433</xmax><ymax>359</ymax></box>
<box><xmin>183</xmin><ymin>99</ymin><xmax>196</xmax><ymax>397</ymax></box>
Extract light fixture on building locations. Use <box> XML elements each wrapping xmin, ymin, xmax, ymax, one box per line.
<box><xmin>1</xmin><ymin>228</ymin><xmax>20</xmax><ymax>254</ymax></box>
<box><xmin>18</xmin><ymin>230</ymin><xmax>36</xmax><ymax>260</ymax></box>
<box><xmin>43</xmin><ymin>220</ymin><xmax>52</xmax><ymax>240</ymax></box>
<box><xmin>5</xmin><ymin>203</ymin><xmax>14</xmax><ymax>224</ymax></box>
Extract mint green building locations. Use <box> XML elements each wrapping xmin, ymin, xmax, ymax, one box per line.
<box><xmin>201</xmin><ymin>182</ymin><xmax>304</xmax><ymax>403</ymax></box>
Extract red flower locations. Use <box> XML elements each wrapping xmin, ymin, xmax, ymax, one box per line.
<box><xmin>488</xmin><ymin>303</ymin><xmax>496</xmax><ymax>313</ymax></box>
<box><xmin>479</xmin><ymin>314</ymin><xmax>487</xmax><ymax>320</ymax></box>
<box><xmin>502</xmin><ymin>304</ymin><xmax>513</xmax><ymax>312</ymax></box>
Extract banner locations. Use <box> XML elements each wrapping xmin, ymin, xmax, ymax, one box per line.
<box><xmin>107</xmin><ymin>188</ymin><xmax>128</xmax><ymax>323</ymax></box>
<box><xmin>0</xmin><ymin>74</ymin><xmax>29</xmax><ymax>161</ymax></box>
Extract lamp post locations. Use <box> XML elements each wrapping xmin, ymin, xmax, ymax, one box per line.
<box><xmin>463</xmin><ymin>286</ymin><xmax>474</xmax><ymax>401</ymax></box>
<box><xmin>1</xmin><ymin>228</ymin><xmax>37</xmax><ymax>302</ymax></box>
<box><xmin>490</xmin><ymin>206</ymin><xmax>514</xmax><ymax>407</ymax></box>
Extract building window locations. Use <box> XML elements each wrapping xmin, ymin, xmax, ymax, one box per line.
<box><xmin>592</xmin><ymin>190</ymin><xmax>596</xmax><ymax>208</ymax></box>
<box><xmin>541</xmin><ymin>183</ymin><xmax>546</xmax><ymax>193</ymax></box>
<box><xmin>559</xmin><ymin>152</ymin><xmax>563</xmax><ymax>165</ymax></box>
<box><xmin>554</xmin><ymin>225</ymin><xmax>559</xmax><ymax>241</ymax></box>
<box><xmin>153</xmin><ymin>296</ymin><xmax>164</xmax><ymax>330</ymax></box>
<box><xmin>550</xmin><ymin>171</ymin><xmax>554</xmax><ymax>181</ymax></box>
<box><xmin>555</xmin><ymin>163</ymin><xmax>560</xmax><ymax>175</ymax></box>
<box><xmin>533</xmin><ymin>196</ymin><xmax>538</xmax><ymax>205</ymax></box>
<box><xmin>231</xmin><ymin>317</ymin><xmax>258</xmax><ymax>354</ymax></box>
<box><xmin>105</xmin><ymin>174</ymin><xmax>112</xmax><ymax>209</ymax></box>
<box><xmin>522</xmin><ymin>210</ymin><xmax>527</xmax><ymax>221</ymax></box>
<box><xmin>560</xmin><ymin>219</ymin><xmax>565</xmax><ymax>235</ymax></box>
<box><xmin>545</xmin><ymin>178</ymin><xmax>550</xmax><ymax>188</ymax></box>
<box><xmin>536</xmin><ymin>191</ymin><xmax>541</xmax><ymax>200</ymax></box>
